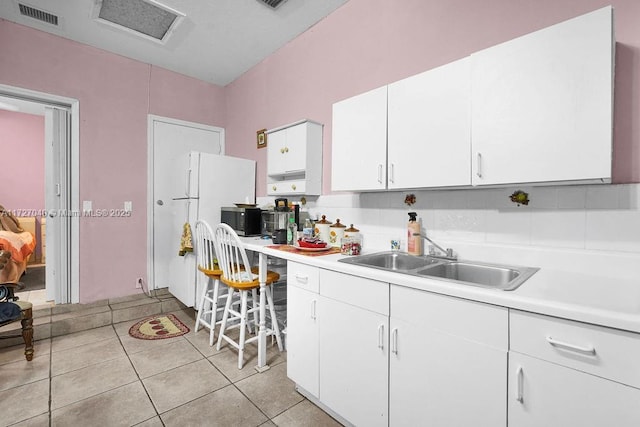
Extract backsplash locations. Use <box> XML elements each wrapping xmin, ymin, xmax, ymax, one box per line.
<box><xmin>258</xmin><ymin>183</ymin><xmax>640</xmax><ymax>279</ymax></box>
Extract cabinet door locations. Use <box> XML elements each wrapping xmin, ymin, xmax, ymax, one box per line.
<box><xmin>332</xmin><ymin>86</ymin><xmax>388</xmax><ymax>191</ymax></box>
<box><xmin>266</xmin><ymin>128</ymin><xmax>288</xmax><ymax>176</ymax></box>
<box><xmin>389</xmin><ymin>287</ymin><xmax>507</xmax><ymax>427</ymax></box>
<box><xmin>509</xmin><ymin>352</ymin><xmax>640</xmax><ymax>427</ymax></box>
<box><xmin>319</xmin><ymin>296</ymin><xmax>388</xmax><ymax>427</ymax></box>
<box><xmin>388</xmin><ymin>57</ymin><xmax>471</xmax><ymax>189</ymax></box>
<box><xmin>284</xmin><ymin>123</ymin><xmax>307</xmax><ymax>174</ymax></box>
<box><xmin>286</xmin><ymin>285</ymin><xmax>319</xmax><ymax>397</ymax></box>
<box><xmin>471</xmin><ymin>6</ymin><xmax>613</xmax><ymax>185</ymax></box>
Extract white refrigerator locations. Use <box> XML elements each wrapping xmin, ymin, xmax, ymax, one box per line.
<box><xmin>165</xmin><ymin>151</ymin><xmax>256</xmax><ymax>307</ymax></box>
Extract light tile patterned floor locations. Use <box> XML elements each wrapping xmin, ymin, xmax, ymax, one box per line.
<box><xmin>0</xmin><ymin>309</ymin><xmax>343</xmax><ymax>426</ymax></box>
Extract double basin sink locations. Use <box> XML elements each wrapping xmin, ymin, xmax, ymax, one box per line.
<box><xmin>338</xmin><ymin>251</ymin><xmax>539</xmax><ymax>291</ymax></box>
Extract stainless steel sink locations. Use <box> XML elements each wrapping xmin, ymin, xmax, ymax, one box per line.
<box><xmin>415</xmin><ymin>261</ymin><xmax>538</xmax><ymax>291</ymax></box>
<box><xmin>339</xmin><ymin>251</ymin><xmax>440</xmax><ymax>272</ymax></box>
<box><xmin>338</xmin><ymin>251</ymin><xmax>538</xmax><ymax>291</ymax></box>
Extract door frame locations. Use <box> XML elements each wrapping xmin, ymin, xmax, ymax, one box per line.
<box><xmin>0</xmin><ymin>84</ymin><xmax>80</xmax><ymax>304</ymax></box>
<box><xmin>146</xmin><ymin>114</ymin><xmax>225</xmax><ymax>291</ymax></box>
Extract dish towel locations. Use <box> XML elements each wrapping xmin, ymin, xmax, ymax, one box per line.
<box><xmin>178</xmin><ymin>222</ymin><xmax>194</xmax><ymax>256</ymax></box>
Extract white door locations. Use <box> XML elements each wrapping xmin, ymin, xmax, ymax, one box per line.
<box><xmin>331</xmin><ymin>86</ymin><xmax>388</xmax><ymax>191</ymax></box>
<box><xmin>148</xmin><ymin>116</ymin><xmax>224</xmax><ymax>293</ymax></box>
<box><xmin>319</xmin><ymin>295</ymin><xmax>389</xmax><ymax>427</ymax></box>
<box><xmin>44</xmin><ymin>106</ymin><xmax>70</xmax><ymax>304</ymax></box>
<box><xmin>471</xmin><ymin>6</ymin><xmax>613</xmax><ymax>185</ymax></box>
<box><xmin>389</xmin><ymin>316</ymin><xmax>507</xmax><ymax>426</ymax></box>
<box><xmin>509</xmin><ymin>352</ymin><xmax>640</xmax><ymax>427</ymax></box>
<box><xmin>387</xmin><ymin>57</ymin><xmax>471</xmax><ymax>189</ymax></box>
<box><xmin>286</xmin><ymin>285</ymin><xmax>319</xmax><ymax>397</ymax></box>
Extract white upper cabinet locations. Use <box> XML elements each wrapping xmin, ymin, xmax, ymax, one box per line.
<box><xmin>266</xmin><ymin>120</ymin><xmax>323</xmax><ymax>195</ymax></box>
<box><xmin>387</xmin><ymin>57</ymin><xmax>471</xmax><ymax>189</ymax></box>
<box><xmin>332</xmin><ymin>86</ymin><xmax>388</xmax><ymax>191</ymax></box>
<box><xmin>471</xmin><ymin>6</ymin><xmax>614</xmax><ymax>186</ymax></box>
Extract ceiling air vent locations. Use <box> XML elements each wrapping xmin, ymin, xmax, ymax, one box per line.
<box><xmin>94</xmin><ymin>0</ymin><xmax>184</xmax><ymax>44</ymax></box>
<box><xmin>18</xmin><ymin>3</ymin><xmax>59</xmax><ymax>25</ymax></box>
<box><xmin>258</xmin><ymin>0</ymin><xmax>288</xmax><ymax>9</ymax></box>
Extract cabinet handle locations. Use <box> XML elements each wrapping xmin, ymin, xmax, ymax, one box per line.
<box><xmin>285</xmin><ymin>147</ymin><xmax>289</xmax><ymax>153</ymax></box>
<box><xmin>280</xmin><ymin>148</ymin><xmax>285</xmax><ymax>154</ymax></box>
<box><xmin>546</xmin><ymin>336</ymin><xmax>596</xmax><ymax>355</ymax></box>
<box><xmin>389</xmin><ymin>163</ymin><xmax>395</xmax><ymax>184</ymax></box>
<box><xmin>291</xmin><ymin>184</ymin><xmax>297</xmax><ymax>190</ymax></box>
<box><xmin>311</xmin><ymin>300</ymin><xmax>317</xmax><ymax>320</ymax></box>
<box><xmin>295</xmin><ymin>274</ymin><xmax>308</xmax><ymax>284</ymax></box>
<box><xmin>476</xmin><ymin>152</ymin><xmax>482</xmax><ymax>178</ymax></box>
<box><xmin>377</xmin><ymin>164</ymin><xmax>383</xmax><ymax>184</ymax></box>
<box><xmin>272</xmin><ymin>185</ymin><xmax>277</xmax><ymax>191</ymax></box>
<box><xmin>391</xmin><ymin>328</ymin><xmax>398</xmax><ymax>354</ymax></box>
<box><xmin>377</xmin><ymin>324</ymin><xmax>384</xmax><ymax>350</ymax></box>
<box><xmin>516</xmin><ymin>366</ymin><xmax>524</xmax><ymax>403</ymax></box>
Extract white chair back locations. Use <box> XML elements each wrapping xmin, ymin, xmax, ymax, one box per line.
<box><xmin>214</xmin><ymin>223</ymin><xmax>256</xmax><ymax>284</ymax></box>
<box><xmin>195</xmin><ymin>220</ymin><xmax>217</xmax><ymax>271</ymax></box>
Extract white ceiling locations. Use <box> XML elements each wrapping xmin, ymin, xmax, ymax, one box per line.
<box><xmin>0</xmin><ymin>0</ymin><xmax>349</xmax><ymax>86</ymax></box>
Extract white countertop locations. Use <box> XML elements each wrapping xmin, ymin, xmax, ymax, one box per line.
<box><xmin>240</xmin><ymin>237</ymin><xmax>640</xmax><ymax>334</ymax></box>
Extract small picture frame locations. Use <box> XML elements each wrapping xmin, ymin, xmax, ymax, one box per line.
<box><xmin>257</xmin><ymin>129</ymin><xmax>267</xmax><ymax>149</ymax></box>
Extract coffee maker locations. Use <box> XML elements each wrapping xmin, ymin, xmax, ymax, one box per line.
<box><xmin>261</xmin><ymin>198</ymin><xmax>299</xmax><ymax>244</ymax></box>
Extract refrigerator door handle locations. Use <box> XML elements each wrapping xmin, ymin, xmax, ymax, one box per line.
<box><xmin>185</xmin><ymin>169</ymin><xmax>192</xmax><ymax>197</ymax></box>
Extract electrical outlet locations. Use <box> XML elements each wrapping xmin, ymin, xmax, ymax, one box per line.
<box><xmin>136</xmin><ymin>278</ymin><xmax>143</xmax><ymax>289</ymax></box>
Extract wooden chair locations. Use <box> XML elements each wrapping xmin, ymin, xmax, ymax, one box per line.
<box><xmin>214</xmin><ymin>223</ymin><xmax>283</xmax><ymax>369</ymax></box>
<box><xmin>193</xmin><ymin>220</ymin><xmax>226</xmax><ymax>346</ymax></box>
<box><xmin>0</xmin><ymin>250</ymin><xmax>34</xmax><ymax>361</ymax></box>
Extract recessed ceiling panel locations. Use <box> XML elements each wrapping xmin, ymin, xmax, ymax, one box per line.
<box><xmin>95</xmin><ymin>0</ymin><xmax>183</xmax><ymax>42</ymax></box>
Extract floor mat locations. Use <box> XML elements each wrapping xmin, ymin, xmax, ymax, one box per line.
<box><xmin>128</xmin><ymin>314</ymin><xmax>190</xmax><ymax>340</ymax></box>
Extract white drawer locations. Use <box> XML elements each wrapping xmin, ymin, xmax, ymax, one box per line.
<box><xmin>510</xmin><ymin>310</ymin><xmax>640</xmax><ymax>388</ymax></box>
<box><xmin>267</xmin><ymin>179</ymin><xmax>306</xmax><ymax>195</ymax></box>
<box><xmin>320</xmin><ymin>269</ymin><xmax>388</xmax><ymax>315</ymax></box>
<box><xmin>287</xmin><ymin>261</ymin><xmax>319</xmax><ymax>293</ymax></box>
<box><xmin>392</xmin><ymin>285</ymin><xmax>508</xmax><ymax>350</ymax></box>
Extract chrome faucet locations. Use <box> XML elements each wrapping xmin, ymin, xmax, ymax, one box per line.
<box><xmin>413</xmin><ymin>233</ymin><xmax>457</xmax><ymax>260</ymax></box>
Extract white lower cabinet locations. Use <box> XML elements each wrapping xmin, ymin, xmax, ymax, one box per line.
<box><xmin>286</xmin><ymin>262</ymin><xmax>320</xmax><ymax>397</ymax></box>
<box><xmin>319</xmin><ymin>269</ymin><xmax>390</xmax><ymax>426</ymax></box>
<box><xmin>508</xmin><ymin>352</ymin><xmax>640</xmax><ymax>427</ymax></box>
<box><xmin>509</xmin><ymin>310</ymin><xmax>640</xmax><ymax>427</ymax></box>
<box><xmin>319</xmin><ymin>295</ymin><xmax>389</xmax><ymax>426</ymax></box>
<box><xmin>389</xmin><ymin>285</ymin><xmax>508</xmax><ymax>427</ymax></box>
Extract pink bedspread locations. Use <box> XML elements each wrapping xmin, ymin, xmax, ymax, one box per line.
<box><xmin>0</xmin><ymin>231</ymin><xmax>36</xmax><ymax>263</ymax></box>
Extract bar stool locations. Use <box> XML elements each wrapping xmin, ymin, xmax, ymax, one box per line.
<box><xmin>193</xmin><ymin>220</ymin><xmax>227</xmax><ymax>346</ymax></box>
<box><xmin>214</xmin><ymin>223</ymin><xmax>283</xmax><ymax>369</ymax></box>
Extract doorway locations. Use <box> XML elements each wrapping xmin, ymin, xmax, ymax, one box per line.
<box><xmin>146</xmin><ymin>115</ymin><xmax>224</xmax><ymax>303</ymax></box>
<box><xmin>0</xmin><ymin>84</ymin><xmax>80</xmax><ymax>305</ymax></box>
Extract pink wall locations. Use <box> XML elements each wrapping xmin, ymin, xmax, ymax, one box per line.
<box><xmin>226</xmin><ymin>0</ymin><xmax>640</xmax><ymax>193</ymax></box>
<box><xmin>0</xmin><ymin>110</ymin><xmax>44</xmax><ymax>212</ymax></box>
<box><xmin>0</xmin><ymin>18</ymin><xmax>226</xmax><ymax>303</ymax></box>
<box><xmin>2</xmin><ymin>0</ymin><xmax>639</xmax><ymax>303</ymax></box>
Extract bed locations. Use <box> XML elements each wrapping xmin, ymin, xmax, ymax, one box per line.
<box><xmin>0</xmin><ymin>208</ymin><xmax>36</xmax><ymax>283</ymax></box>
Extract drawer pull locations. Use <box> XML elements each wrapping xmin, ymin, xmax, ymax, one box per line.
<box><xmin>516</xmin><ymin>366</ymin><xmax>524</xmax><ymax>403</ymax></box>
<box><xmin>546</xmin><ymin>336</ymin><xmax>596</xmax><ymax>355</ymax></box>
<box><xmin>295</xmin><ymin>274</ymin><xmax>309</xmax><ymax>284</ymax></box>
<box><xmin>377</xmin><ymin>324</ymin><xmax>384</xmax><ymax>350</ymax></box>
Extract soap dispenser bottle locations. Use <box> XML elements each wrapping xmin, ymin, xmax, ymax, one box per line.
<box><xmin>407</xmin><ymin>212</ymin><xmax>422</xmax><ymax>255</ymax></box>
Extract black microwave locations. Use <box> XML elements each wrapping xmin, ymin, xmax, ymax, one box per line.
<box><xmin>220</xmin><ymin>207</ymin><xmax>262</xmax><ymax>236</ymax></box>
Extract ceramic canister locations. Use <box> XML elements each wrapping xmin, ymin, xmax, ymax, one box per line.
<box><xmin>329</xmin><ymin>219</ymin><xmax>346</xmax><ymax>248</ymax></box>
<box><xmin>314</xmin><ymin>215</ymin><xmax>332</xmax><ymax>244</ymax></box>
